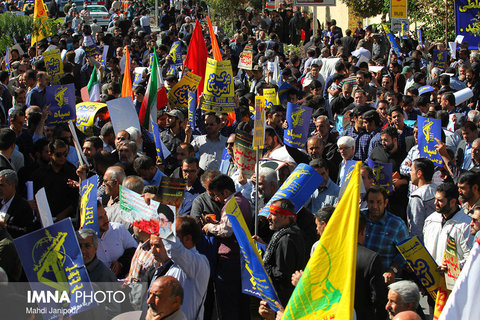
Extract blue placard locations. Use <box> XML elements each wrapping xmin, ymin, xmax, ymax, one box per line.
<box><xmin>5</xmin><ymin>46</ymin><xmax>10</xmax><ymax>74</ymax></box>
<box><xmin>455</xmin><ymin>0</ymin><xmax>480</xmax><ymax>50</ymax></box>
<box><xmin>367</xmin><ymin>159</ymin><xmax>393</xmax><ymax>193</ymax></box>
<box><xmin>13</xmin><ymin>218</ymin><xmax>97</xmax><ymax>319</ymax></box>
<box><xmin>168</xmin><ymin>40</ymin><xmax>183</xmax><ymax>66</ymax></box>
<box><xmin>284</xmin><ymin>102</ymin><xmax>313</xmax><ymax>148</ymax></box>
<box><xmin>80</xmin><ymin>175</ymin><xmax>99</xmax><ymax>236</ymax></box>
<box><xmin>225</xmin><ymin>198</ymin><xmax>281</xmax><ymax>312</ymax></box>
<box><xmin>259</xmin><ymin>163</ymin><xmax>323</xmax><ymax>217</ymax></box>
<box><xmin>188</xmin><ymin>90</ymin><xmax>196</xmax><ymax>131</ymax></box>
<box><xmin>418</xmin><ymin>116</ymin><xmax>443</xmax><ymax>166</ymax></box>
<box><xmin>383</xmin><ymin>24</ymin><xmax>402</xmax><ymax>56</ymax></box>
<box><xmin>45</xmin><ymin>84</ymin><xmax>76</xmax><ymax>125</ymax></box>
<box><xmin>433</xmin><ymin>50</ymin><xmax>449</xmax><ymax>69</ymax></box>
<box><xmin>417</xmin><ymin>29</ymin><xmax>424</xmax><ymax>48</ymax></box>
<box><xmin>133</xmin><ymin>70</ymin><xmax>143</xmax><ymax>88</ymax></box>
<box><xmin>85</xmin><ymin>45</ymin><xmax>100</xmax><ymax>58</ymax></box>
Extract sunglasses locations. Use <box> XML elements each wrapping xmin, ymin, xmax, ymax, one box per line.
<box><xmin>54</xmin><ymin>151</ymin><xmax>68</xmax><ymax>158</ymax></box>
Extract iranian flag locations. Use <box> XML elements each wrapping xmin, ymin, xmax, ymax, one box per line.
<box><xmin>87</xmin><ymin>65</ymin><xmax>100</xmax><ymax>102</ymax></box>
<box><xmin>138</xmin><ymin>50</ymin><xmax>168</xmax><ymax>130</ymax></box>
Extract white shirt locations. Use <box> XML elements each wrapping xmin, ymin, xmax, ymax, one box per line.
<box><xmin>97</xmin><ymin>222</ymin><xmax>138</xmax><ymax>267</ymax></box>
<box><xmin>0</xmin><ymin>195</ymin><xmax>14</xmax><ymax>219</ymax></box>
<box><xmin>423</xmin><ymin>209</ymin><xmax>474</xmax><ymax>269</ymax></box>
<box><xmin>163</xmin><ymin>238</ymin><xmax>210</xmax><ymax>320</ymax></box>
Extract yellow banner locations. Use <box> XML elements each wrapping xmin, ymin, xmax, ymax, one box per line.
<box><xmin>282</xmin><ymin>162</ymin><xmax>361</xmax><ymax>320</ymax></box>
<box><xmin>42</xmin><ymin>49</ymin><xmax>64</xmax><ymax>85</ymax></box>
<box><xmin>253</xmin><ymin>96</ymin><xmax>265</xmax><ymax>150</ymax></box>
<box><xmin>167</xmin><ymin>71</ymin><xmax>201</xmax><ymax>109</ymax></box>
<box><xmin>75</xmin><ymin>102</ymin><xmax>107</xmax><ymax>136</ymax></box>
<box><xmin>391</xmin><ymin>0</ymin><xmax>407</xmax><ymax>19</ymax></box>
<box><xmin>263</xmin><ymin>88</ymin><xmax>277</xmax><ymax>109</ymax></box>
<box><xmin>201</xmin><ymin>58</ymin><xmax>235</xmax><ymax>113</ymax></box>
<box><xmin>397</xmin><ymin>236</ymin><xmax>443</xmax><ymax>300</ymax></box>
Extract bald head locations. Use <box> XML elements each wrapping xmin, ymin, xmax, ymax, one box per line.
<box><xmin>392</xmin><ymin>311</ymin><xmax>422</xmax><ymax>320</ymax></box>
<box><xmin>147</xmin><ymin>276</ymin><xmax>183</xmax><ymax>318</ymax></box>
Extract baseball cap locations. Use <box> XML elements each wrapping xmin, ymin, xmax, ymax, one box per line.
<box><xmin>401</xmin><ymin>66</ymin><xmax>413</xmax><ymax>74</ymax></box>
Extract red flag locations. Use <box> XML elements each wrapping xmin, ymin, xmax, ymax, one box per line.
<box><xmin>184</xmin><ymin>19</ymin><xmax>208</xmax><ymax>98</ymax></box>
<box><xmin>301</xmin><ymin>29</ymin><xmax>306</xmax><ymax>41</ymax></box>
<box><xmin>121</xmin><ymin>46</ymin><xmax>133</xmax><ymax>98</ymax></box>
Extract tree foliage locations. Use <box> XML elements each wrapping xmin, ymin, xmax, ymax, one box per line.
<box><xmin>408</xmin><ymin>0</ymin><xmax>455</xmax><ymax>43</ymax></box>
<box><xmin>0</xmin><ymin>12</ymin><xmax>62</xmax><ymax>55</ymax></box>
<box><xmin>340</xmin><ymin>0</ymin><xmax>388</xmax><ymax>18</ymax></box>
<box><xmin>206</xmin><ymin>0</ymin><xmax>248</xmax><ymax>36</ymax></box>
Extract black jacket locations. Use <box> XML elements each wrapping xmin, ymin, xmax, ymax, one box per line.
<box><xmin>4</xmin><ymin>194</ymin><xmax>40</xmax><ymax>239</ymax></box>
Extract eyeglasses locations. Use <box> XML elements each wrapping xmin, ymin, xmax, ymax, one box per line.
<box><xmin>54</xmin><ymin>151</ymin><xmax>68</xmax><ymax>158</ymax></box>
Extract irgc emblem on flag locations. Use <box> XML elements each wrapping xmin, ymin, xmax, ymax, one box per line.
<box><xmin>80</xmin><ymin>175</ymin><xmax>99</xmax><ymax>236</ymax></box>
<box><xmin>282</xmin><ymin>162</ymin><xmax>361</xmax><ymax>320</ymax></box>
<box><xmin>45</xmin><ymin>84</ymin><xmax>76</xmax><ymax>126</ymax></box>
<box><xmin>202</xmin><ymin>58</ymin><xmax>235</xmax><ymax>113</ymax></box>
<box><xmin>225</xmin><ymin>196</ymin><xmax>282</xmax><ymax>312</ymax></box>
<box><xmin>13</xmin><ymin>219</ymin><xmax>97</xmax><ymax>319</ymax></box>
<box><xmin>168</xmin><ymin>40</ymin><xmax>183</xmax><ymax>66</ymax></box>
<box><xmin>418</xmin><ymin>116</ymin><xmax>443</xmax><ymax>166</ymax></box>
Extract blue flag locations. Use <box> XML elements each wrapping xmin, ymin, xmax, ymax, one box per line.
<box><xmin>80</xmin><ymin>175</ymin><xmax>99</xmax><ymax>236</ymax></box>
<box><xmin>418</xmin><ymin>116</ymin><xmax>443</xmax><ymax>166</ymax></box>
<box><xmin>382</xmin><ymin>24</ymin><xmax>402</xmax><ymax>56</ymax></box>
<box><xmin>13</xmin><ymin>218</ymin><xmax>97</xmax><ymax>319</ymax></box>
<box><xmin>259</xmin><ymin>163</ymin><xmax>323</xmax><ymax>217</ymax></box>
<box><xmin>100</xmin><ymin>45</ymin><xmax>108</xmax><ymax>70</ymax></box>
<box><xmin>168</xmin><ymin>40</ymin><xmax>183</xmax><ymax>66</ymax></box>
<box><xmin>367</xmin><ymin>159</ymin><xmax>393</xmax><ymax>193</ymax></box>
<box><xmin>417</xmin><ymin>29</ymin><xmax>424</xmax><ymax>48</ymax></box>
<box><xmin>188</xmin><ymin>91</ymin><xmax>196</xmax><ymax>131</ymax></box>
<box><xmin>278</xmin><ymin>81</ymin><xmax>296</xmax><ymax>104</ymax></box>
<box><xmin>284</xmin><ymin>102</ymin><xmax>313</xmax><ymax>148</ymax></box>
<box><xmin>45</xmin><ymin>84</ymin><xmax>76</xmax><ymax>126</ymax></box>
<box><xmin>225</xmin><ymin>197</ymin><xmax>282</xmax><ymax>312</ymax></box>
<box><xmin>340</xmin><ymin>159</ymin><xmax>357</xmax><ymax>188</ymax></box>
<box><xmin>150</xmin><ymin>119</ymin><xmax>171</xmax><ymax>163</ymax></box>
<box><xmin>5</xmin><ymin>46</ymin><xmax>10</xmax><ymax>74</ymax></box>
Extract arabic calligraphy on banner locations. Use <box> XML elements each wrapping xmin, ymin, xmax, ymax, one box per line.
<box><xmin>201</xmin><ymin>58</ymin><xmax>235</xmax><ymax>113</ymax></box>
<box><xmin>45</xmin><ymin>84</ymin><xmax>76</xmax><ymax>126</ymax></box>
<box><xmin>42</xmin><ymin>49</ymin><xmax>64</xmax><ymax>85</ymax></box>
<box><xmin>253</xmin><ymin>96</ymin><xmax>265</xmax><ymax>150</ymax></box>
<box><xmin>233</xmin><ymin>129</ymin><xmax>256</xmax><ymax>179</ymax></box>
<box><xmin>238</xmin><ymin>49</ymin><xmax>253</xmax><ymax>70</ymax></box>
<box><xmin>75</xmin><ymin>102</ymin><xmax>107</xmax><ymax>136</ymax></box>
<box><xmin>167</xmin><ymin>71</ymin><xmax>201</xmax><ymax>109</ymax></box>
<box><xmin>283</xmin><ymin>102</ymin><xmax>313</xmax><ymax>148</ymax></box>
<box><xmin>455</xmin><ymin>0</ymin><xmax>480</xmax><ymax>49</ymax></box>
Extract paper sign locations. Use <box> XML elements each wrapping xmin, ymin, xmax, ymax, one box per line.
<box><xmin>454</xmin><ymin>87</ymin><xmax>473</xmax><ymax>106</ymax></box>
<box><xmin>433</xmin><ymin>50</ymin><xmax>449</xmax><ymax>69</ymax></box>
<box><xmin>42</xmin><ymin>48</ymin><xmax>64</xmax><ymax>85</ymax></box>
<box><xmin>156</xmin><ymin>177</ymin><xmax>187</xmax><ymax>210</ymax></box>
<box><xmin>167</xmin><ymin>71</ymin><xmax>202</xmax><ymax>109</ymax></box>
<box><xmin>202</xmin><ymin>58</ymin><xmax>235</xmax><ymax>113</ymax></box>
<box><xmin>233</xmin><ymin>129</ymin><xmax>256</xmax><ymax>179</ymax></box>
<box><xmin>284</xmin><ymin>103</ymin><xmax>313</xmax><ymax>148</ymax></box>
<box><xmin>68</xmin><ymin>120</ymin><xmax>89</xmax><ymax>167</ymax></box>
<box><xmin>238</xmin><ymin>50</ymin><xmax>253</xmax><ymax>70</ymax></box>
<box><xmin>80</xmin><ymin>175</ymin><xmax>99</xmax><ymax>236</ymax></box>
<box><xmin>35</xmin><ymin>188</ymin><xmax>54</xmax><ymax>228</ymax></box>
<box><xmin>449</xmin><ymin>42</ymin><xmax>457</xmax><ymax>60</ymax></box>
<box><xmin>368</xmin><ymin>66</ymin><xmax>383</xmax><ymax>73</ymax></box>
<box><xmin>397</xmin><ymin>236</ymin><xmax>443</xmax><ymax>300</ymax></box>
<box><xmin>455</xmin><ymin>35</ymin><xmax>464</xmax><ymax>43</ymax></box>
<box><xmin>107</xmin><ymin>97</ymin><xmax>141</xmax><ymax>134</ymax></box>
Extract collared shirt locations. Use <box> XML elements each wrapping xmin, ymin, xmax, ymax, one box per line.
<box><xmin>364</xmin><ymin>211</ymin><xmax>409</xmax><ymax>271</ymax></box>
<box><xmin>191</xmin><ymin>134</ymin><xmax>227</xmax><ymax>171</ymax></box>
<box><xmin>25</xmin><ymin>86</ymin><xmax>46</xmax><ymax>109</ymax></box>
<box><xmin>368</xmin><ymin>129</ymin><xmax>382</xmax><ymax>156</ymax></box>
<box><xmin>124</xmin><ymin>240</ymin><xmax>157</xmax><ymax>284</ymax></box>
<box><xmin>306</xmin><ymin>179</ymin><xmax>340</xmax><ymax>214</ymax></box>
<box><xmin>463</xmin><ymin>143</ymin><xmax>472</xmax><ymax>170</ymax></box>
<box><xmin>342</xmin><ymin>126</ymin><xmax>370</xmax><ymax>161</ymax></box>
<box><xmin>97</xmin><ymin>222</ymin><xmax>138</xmax><ymax>267</ymax></box>
<box><xmin>462</xmin><ymin>197</ymin><xmax>480</xmax><ymax>216</ymax></box>
<box><xmin>163</xmin><ymin>237</ymin><xmax>210</xmax><ymax>320</ymax></box>
<box><xmin>160</xmin><ymin>129</ymin><xmax>185</xmax><ymax>154</ymax></box>
<box><xmin>143</xmin><ymin>168</ymin><xmax>165</xmax><ymax>186</ymax></box>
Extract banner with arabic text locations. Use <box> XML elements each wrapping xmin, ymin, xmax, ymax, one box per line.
<box><xmin>418</xmin><ymin>116</ymin><xmax>443</xmax><ymax>166</ymax></box>
<box><xmin>75</xmin><ymin>102</ymin><xmax>107</xmax><ymax>136</ymax></box>
<box><xmin>43</xmin><ymin>49</ymin><xmax>63</xmax><ymax>85</ymax></box>
<box><xmin>284</xmin><ymin>102</ymin><xmax>313</xmax><ymax>148</ymax></box>
<box><xmin>167</xmin><ymin>71</ymin><xmax>201</xmax><ymax>109</ymax></box>
<box><xmin>80</xmin><ymin>175</ymin><xmax>99</xmax><ymax>236</ymax></box>
<box><xmin>455</xmin><ymin>0</ymin><xmax>480</xmax><ymax>50</ymax></box>
<box><xmin>233</xmin><ymin>129</ymin><xmax>256</xmax><ymax>179</ymax></box>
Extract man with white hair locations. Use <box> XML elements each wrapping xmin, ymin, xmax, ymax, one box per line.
<box><xmin>337</xmin><ymin>135</ymin><xmax>355</xmax><ymax>186</ymax></box>
<box><xmin>385</xmin><ymin>281</ymin><xmax>420</xmax><ymax>319</ymax></box>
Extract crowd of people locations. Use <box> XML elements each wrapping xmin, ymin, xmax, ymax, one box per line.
<box><xmin>0</xmin><ymin>0</ymin><xmax>480</xmax><ymax>319</ymax></box>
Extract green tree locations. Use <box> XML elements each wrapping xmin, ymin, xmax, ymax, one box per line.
<box><xmin>409</xmin><ymin>0</ymin><xmax>455</xmax><ymax>43</ymax></box>
<box><xmin>340</xmin><ymin>0</ymin><xmax>389</xmax><ymax>18</ymax></box>
<box><xmin>0</xmin><ymin>12</ymin><xmax>62</xmax><ymax>55</ymax></box>
<box><xmin>206</xmin><ymin>0</ymin><xmax>248</xmax><ymax>36</ymax></box>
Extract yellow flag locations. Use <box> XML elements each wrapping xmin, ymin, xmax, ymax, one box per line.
<box><xmin>31</xmin><ymin>0</ymin><xmax>49</xmax><ymax>46</ymax></box>
<box><xmin>282</xmin><ymin>161</ymin><xmax>361</xmax><ymax>320</ymax></box>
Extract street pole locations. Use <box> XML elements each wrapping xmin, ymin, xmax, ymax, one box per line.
<box><xmin>154</xmin><ymin>0</ymin><xmax>158</xmax><ymax>28</ymax></box>
<box><xmin>312</xmin><ymin>7</ymin><xmax>317</xmax><ymax>37</ymax></box>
